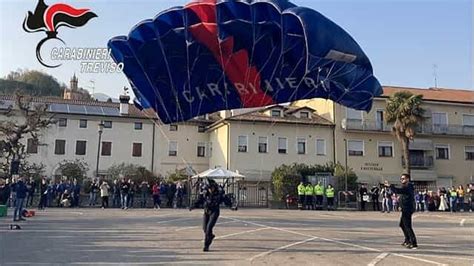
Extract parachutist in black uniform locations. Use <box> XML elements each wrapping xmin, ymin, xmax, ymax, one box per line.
<box><xmin>190</xmin><ymin>179</ymin><xmax>235</xmax><ymax>252</ymax></box>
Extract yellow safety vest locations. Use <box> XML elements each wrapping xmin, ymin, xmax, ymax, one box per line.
<box><xmin>314</xmin><ymin>185</ymin><xmax>324</xmax><ymax>196</ymax></box>
<box><xmin>450</xmin><ymin>190</ymin><xmax>457</xmax><ymax>197</ymax></box>
<box><xmin>326</xmin><ymin>187</ymin><xmax>335</xmax><ymax>198</ymax></box>
<box><xmin>297</xmin><ymin>184</ymin><xmax>306</xmax><ymax>195</ymax></box>
<box><xmin>305</xmin><ymin>185</ymin><xmax>314</xmax><ymax>196</ymax></box>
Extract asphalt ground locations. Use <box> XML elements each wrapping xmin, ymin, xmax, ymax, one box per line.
<box><xmin>0</xmin><ymin>208</ymin><xmax>473</xmax><ymax>265</ymax></box>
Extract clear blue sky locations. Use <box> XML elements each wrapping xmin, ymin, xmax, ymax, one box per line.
<box><xmin>0</xmin><ymin>0</ymin><xmax>472</xmax><ymax>99</ymax></box>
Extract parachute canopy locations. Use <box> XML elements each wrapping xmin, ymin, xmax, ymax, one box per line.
<box><xmin>108</xmin><ymin>0</ymin><xmax>383</xmax><ymax>124</ymax></box>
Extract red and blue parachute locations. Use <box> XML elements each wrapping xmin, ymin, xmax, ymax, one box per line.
<box><xmin>108</xmin><ymin>0</ymin><xmax>382</xmax><ymax>124</ymax></box>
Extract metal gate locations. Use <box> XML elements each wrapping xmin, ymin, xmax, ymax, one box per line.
<box><xmin>237</xmin><ymin>182</ymin><xmax>269</xmax><ymax>208</ymax></box>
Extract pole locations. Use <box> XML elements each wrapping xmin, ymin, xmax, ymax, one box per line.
<box><xmin>96</xmin><ymin>131</ymin><xmax>102</xmax><ymax>177</ymax></box>
<box><xmin>344</xmin><ymin>139</ymin><xmax>348</xmax><ymax>192</ymax></box>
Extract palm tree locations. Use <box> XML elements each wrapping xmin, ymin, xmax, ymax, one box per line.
<box><xmin>385</xmin><ymin>91</ymin><xmax>425</xmax><ymax>175</ymax></box>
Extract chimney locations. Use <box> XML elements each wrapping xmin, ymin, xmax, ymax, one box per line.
<box><xmin>119</xmin><ymin>94</ymin><xmax>130</xmax><ymax>115</ymax></box>
<box><xmin>219</xmin><ymin>110</ymin><xmax>232</xmax><ymax>119</ymax></box>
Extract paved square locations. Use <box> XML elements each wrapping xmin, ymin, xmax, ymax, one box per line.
<box><xmin>1</xmin><ymin>208</ymin><xmax>473</xmax><ymax>265</ymax></box>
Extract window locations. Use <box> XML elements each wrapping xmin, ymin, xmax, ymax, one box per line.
<box><xmin>134</xmin><ymin>122</ymin><xmax>143</xmax><ymax>130</ymax></box>
<box><xmin>170</xmin><ymin>124</ymin><xmax>178</xmax><ymax>131</ymax></box>
<box><xmin>169</xmin><ymin>141</ymin><xmax>178</xmax><ymax>156</ymax></box>
<box><xmin>55</xmin><ymin>140</ymin><xmax>66</xmax><ymax>155</ymax></box>
<box><xmin>432</xmin><ymin>113</ymin><xmax>448</xmax><ymax>125</ymax></box>
<box><xmin>346</xmin><ymin>108</ymin><xmax>362</xmax><ymax>121</ymax></box>
<box><xmin>271</xmin><ymin>110</ymin><xmax>282</xmax><ymax>117</ymax></box>
<box><xmin>297</xmin><ymin>138</ymin><xmax>306</xmax><ymax>154</ymax></box>
<box><xmin>258</xmin><ymin>137</ymin><xmax>268</xmax><ymax>153</ymax></box>
<box><xmin>103</xmin><ymin>121</ymin><xmax>112</xmax><ymax>128</ymax></box>
<box><xmin>348</xmin><ymin>140</ymin><xmax>364</xmax><ymax>156</ymax></box>
<box><xmin>278</xmin><ymin>137</ymin><xmax>287</xmax><ymax>154</ymax></box>
<box><xmin>300</xmin><ymin>111</ymin><xmax>309</xmax><ymax>118</ymax></box>
<box><xmin>79</xmin><ymin>119</ymin><xmax>87</xmax><ymax>128</ymax></box>
<box><xmin>463</xmin><ymin>114</ymin><xmax>474</xmax><ymax>126</ymax></box>
<box><xmin>58</xmin><ymin>118</ymin><xmax>67</xmax><ymax>127</ymax></box>
<box><xmin>101</xmin><ymin>141</ymin><xmax>112</xmax><ymax>156</ymax></box>
<box><xmin>432</xmin><ymin>112</ymin><xmax>448</xmax><ymax>133</ymax></box>
<box><xmin>376</xmin><ymin>110</ymin><xmax>384</xmax><ymax>130</ymax></box>
<box><xmin>465</xmin><ymin>146</ymin><xmax>474</xmax><ymax>160</ymax></box>
<box><xmin>198</xmin><ymin>125</ymin><xmax>206</xmax><ymax>133</ymax></box>
<box><xmin>435</xmin><ymin>144</ymin><xmax>449</xmax><ymax>160</ymax></box>
<box><xmin>238</xmin><ymin>136</ymin><xmax>248</xmax><ymax>152</ymax></box>
<box><xmin>378</xmin><ymin>141</ymin><xmax>393</xmax><ymax>157</ymax></box>
<box><xmin>316</xmin><ymin>139</ymin><xmax>326</xmax><ymax>156</ymax></box>
<box><xmin>27</xmin><ymin>138</ymin><xmax>38</xmax><ymax>154</ymax></box>
<box><xmin>75</xmin><ymin>140</ymin><xmax>87</xmax><ymax>155</ymax></box>
<box><xmin>132</xmin><ymin>143</ymin><xmax>142</xmax><ymax>157</ymax></box>
<box><xmin>197</xmin><ymin>142</ymin><xmax>206</xmax><ymax>157</ymax></box>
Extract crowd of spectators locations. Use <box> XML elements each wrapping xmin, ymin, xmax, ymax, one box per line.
<box><xmin>0</xmin><ymin>175</ymin><xmax>190</xmax><ymax>218</ymax></box>
<box><xmin>359</xmin><ymin>182</ymin><xmax>474</xmax><ymax>213</ymax></box>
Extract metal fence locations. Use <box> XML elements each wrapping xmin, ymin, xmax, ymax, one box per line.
<box><xmin>237</xmin><ymin>182</ymin><xmax>269</xmax><ymax>208</ymax></box>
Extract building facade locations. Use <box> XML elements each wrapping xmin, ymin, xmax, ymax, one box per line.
<box><xmin>1</xmin><ymin>84</ymin><xmax>473</xmax><ymax>188</ymax></box>
<box><xmin>295</xmin><ymin>86</ymin><xmax>474</xmax><ymax>187</ymax></box>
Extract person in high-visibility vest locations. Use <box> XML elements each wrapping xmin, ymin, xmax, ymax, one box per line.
<box><xmin>314</xmin><ymin>181</ymin><xmax>324</xmax><ymax>210</ymax></box>
<box><xmin>297</xmin><ymin>182</ymin><xmax>306</xmax><ymax>210</ymax></box>
<box><xmin>326</xmin><ymin>184</ymin><xmax>335</xmax><ymax>210</ymax></box>
<box><xmin>305</xmin><ymin>183</ymin><xmax>314</xmax><ymax>210</ymax></box>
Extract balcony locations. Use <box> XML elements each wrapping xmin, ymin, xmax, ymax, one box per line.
<box><xmin>342</xmin><ymin>118</ymin><xmax>474</xmax><ymax>137</ymax></box>
<box><xmin>341</xmin><ymin>119</ymin><xmax>392</xmax><ymax>132</ymax></box>
<box><xmin>401</xmin><ymin>156</ymin><xmax>434</xmax><ymax>169</ymax></box>
<box><xmin>422</xmin><ymin>124</ymin><xmax>474</xmax><ymax>137</ymax></box>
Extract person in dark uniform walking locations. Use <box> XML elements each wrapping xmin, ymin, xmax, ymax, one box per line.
<box><xmin>386</xmin><ymin>174</ymin><xmax>418</xmax><ymax>249</ymax></box>
<box><xmin>190</xmin><ymin>178</ymin><xmax>235</xmax><ymax>252</ymax></box>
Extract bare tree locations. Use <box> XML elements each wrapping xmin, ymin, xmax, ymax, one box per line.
<box><xmin>0</xmin><ymin>93</ymin><xmax>55</xmax><ymax>174</ymax></box>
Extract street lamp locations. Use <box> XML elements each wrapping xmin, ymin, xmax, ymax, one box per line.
<box><xmin>95</xmin><ymin>121</ymin><xmax>105</xmax><ymax>178</ymax></box>
<box><xmin>344</xmin><ymin>138</ymin><xmax>348</xmax><ymax>192</ymax></box>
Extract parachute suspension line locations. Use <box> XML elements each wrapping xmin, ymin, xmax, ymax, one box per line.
<box><xmin>156</xmin><ymin>27</ymin><xmax>186</xmax><ymax>124</ymax></box>
<box><xmin>183</xmin><ymin>12</ymin><xmax>196</xmax><ymax>120</ymax></box>
<box><xmin>143</xmin><ymin>111</ymin><xmax>196</xmax><ymax>175</ymax></box>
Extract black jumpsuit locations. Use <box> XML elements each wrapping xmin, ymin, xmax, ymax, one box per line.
<box><xmin>193</xmin><ymin>186</ymin><xmax>232</xmax><ymax>251</ymax></box>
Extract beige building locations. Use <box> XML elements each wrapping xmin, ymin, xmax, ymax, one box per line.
<box><xmin>2</xmin><ymin>75</ymin><xmax>472</xmax><ymax>190</ymax></box>
<box><xmin>208</xmin><ymin>106</ymin><xmax>334</xmax><ymax>182</ymax></box>
<box><xmin>294</xmin><ymin>86</ymin><xmax>474</xmax><ymax>187</ymax></box>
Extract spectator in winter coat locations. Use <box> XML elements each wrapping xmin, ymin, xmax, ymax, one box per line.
<box><xmin>89</xmin><ymin>180</ymin><xmax>100</xmax><ymax>206</ymax></box>
<box><xmin>120</xmin><ymin>178</ymin><xmax>130</xmax><ymax>210</ymax></box>
<box><xmin>100</xmin><ymin>181</ymin><xmax>110</xmax><ymax>209</ymax></box>
<box><xmin>152</xmin><ymin>182</ymin><xmax>161</xmax><ymax>209</ymax></box>
<box><xmin>38</xmin><ymin>178</ymin><xmax>48</xmax><ymax>210</ymax></box>
<box><xmin>0</xmin><ymin>178</ymin><xmax>9</xmax><ymax>205</ymax></box>
<box><xmin>140</xmin><ymin>181</ymin><xmax>150</xmax><ymax>208</ymax></box>
<box><xmin>380</xmin><ymin>183</ymin><xmax>392</xmax><ymax>213</ymax></box>
<box><xmin>26</xmin><ymin>177</ymin><xmax>36</xmax><ymax>208</ymax></box>
<box><xmin>13</xmin><ymin>177</ymin><xmax>28</xmax><ymax>221</ymax></box>
<box><xmin>112</xmin><ymin>179</ymin><xmax>121</xmax><ymax>208</ymax></box>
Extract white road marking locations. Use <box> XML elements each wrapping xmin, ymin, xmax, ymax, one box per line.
<box><xmin>367</xmin><ymin>252</ymin><xmax>389</xmax><ymax>266</ymax></box>
<box><xmin>224</xmin><ymin>216</ymin><xmax>447</xmax><ymax>266</ymax></box>
<box><xmin>215</xmin><ymin>227</ymin><xmax>268</xmax><ymax>240</ymax></box>
<box><xmin>249</xmin><ymin>237</ymin><xmax>319</xmax><ymax>261</ymax></box>
<box><xmin>175</xmin><ymin>220</ymin><xmax>236</xmax><ymax>231</ymax></box>
<box><xmin>397</xmin><ymin>253</ymin><xmax>474</xmax><ymax>261</ymax></box>
<box><xmin>156</xmin><ymin>217</ymin><xmax>197</xmax><ymax>224</ymax></box>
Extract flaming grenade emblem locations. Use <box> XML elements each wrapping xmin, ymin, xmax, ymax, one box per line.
<box><xmin>23</xmin><ymin>0</ymin><xmax>97</xmax><ymax>68</ymax></box>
